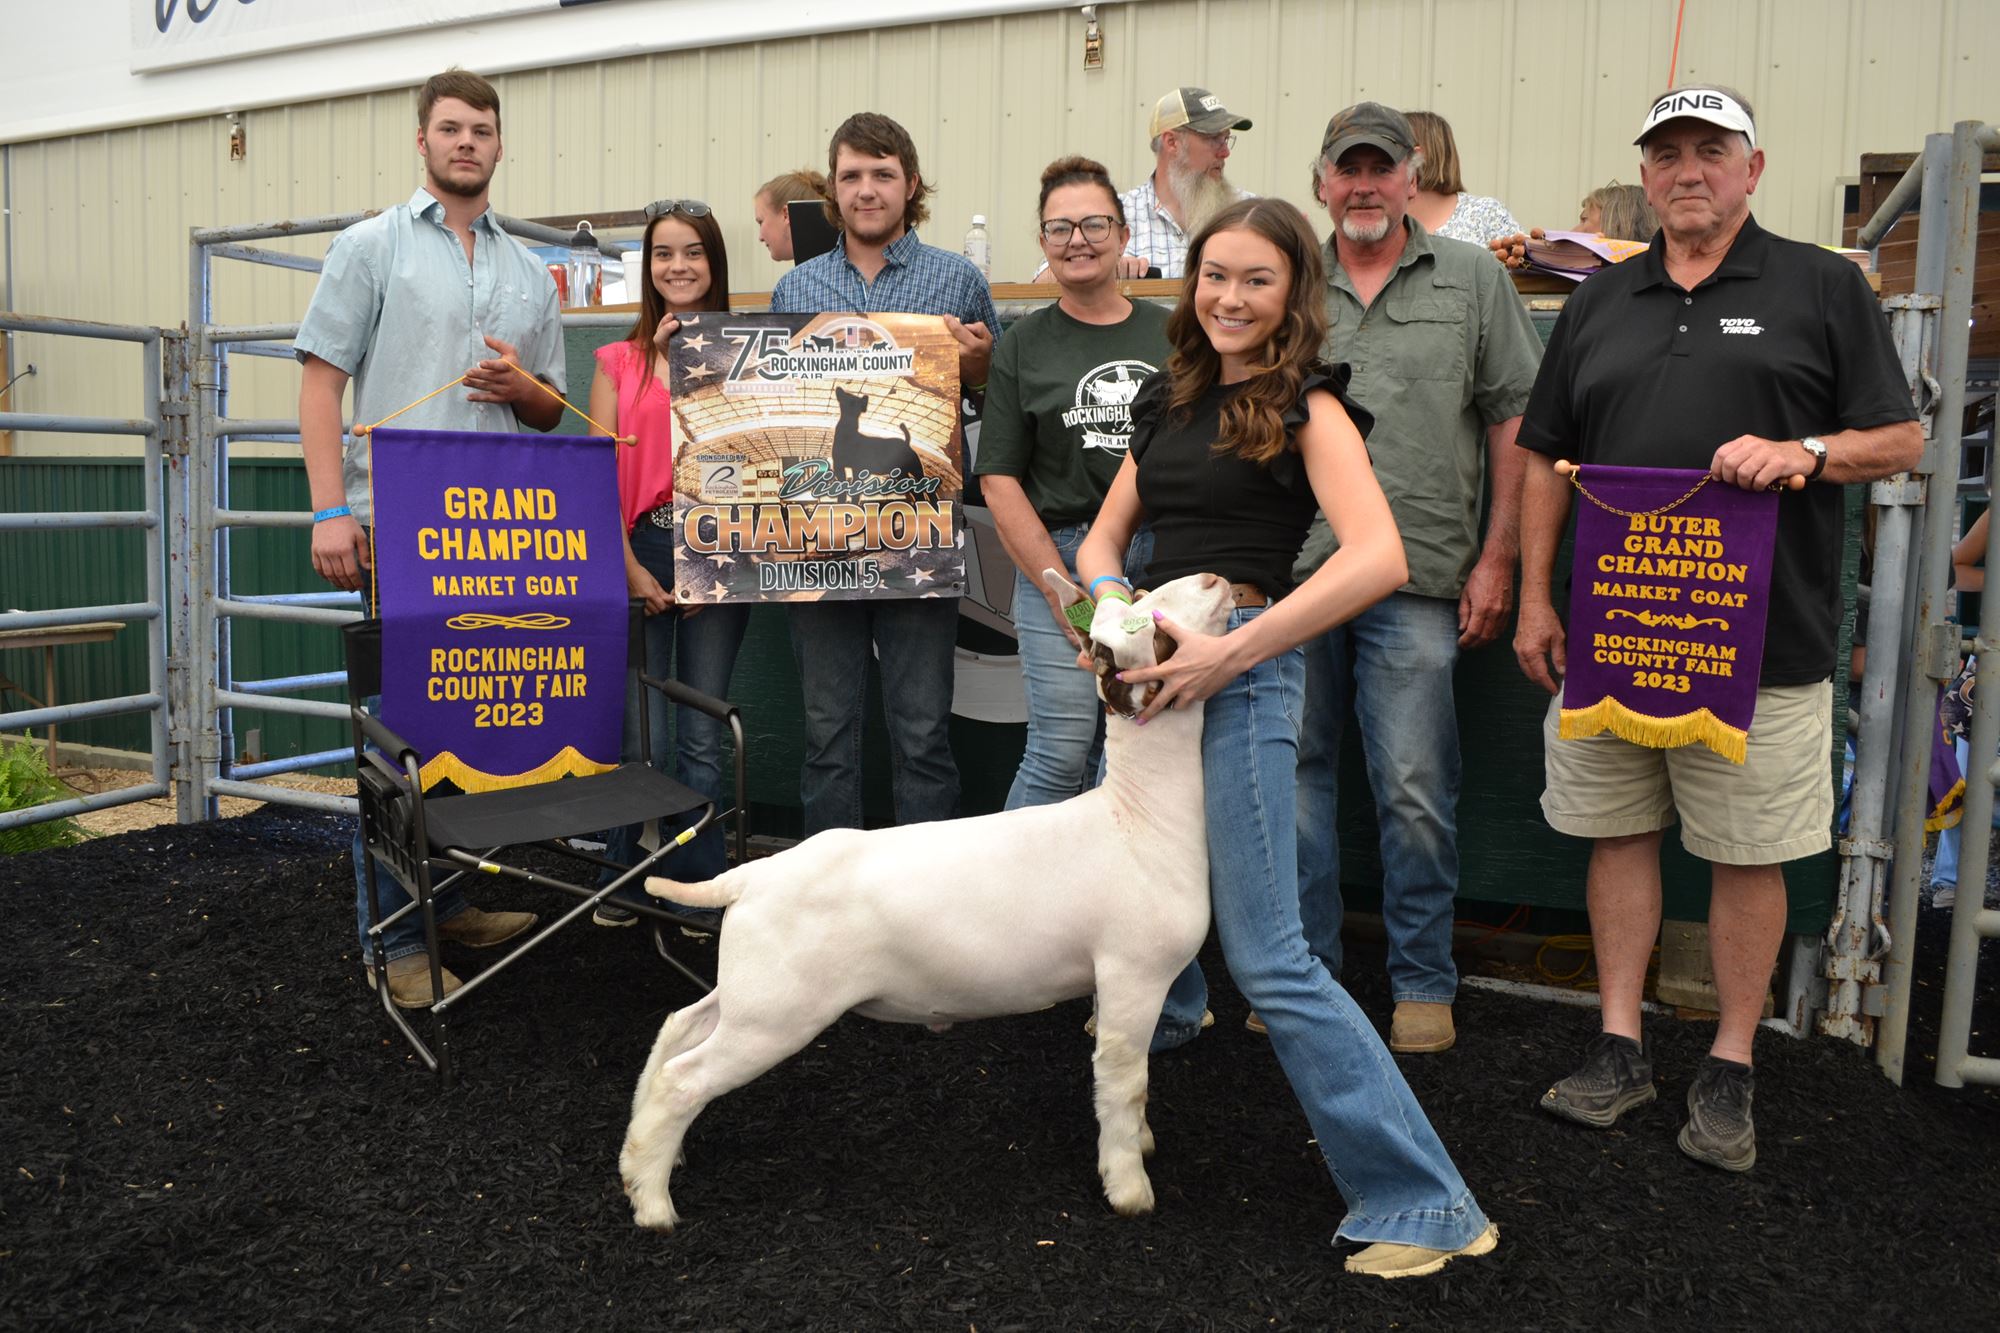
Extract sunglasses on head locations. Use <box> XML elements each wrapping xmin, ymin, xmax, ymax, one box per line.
<box><xmin>644</xmin><ymin>198</ymin><xmax>713</xmax><ymax>218</ymax></box>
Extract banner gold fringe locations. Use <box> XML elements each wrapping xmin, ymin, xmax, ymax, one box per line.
<box><xmin>1559</xmin><ymin>697</ymin><xmax>1749</xmax><ymax>765</ymax></box>
<box><xmin>417</xmin><ymin>745</ymin><xmax>617</xmax><ymax>793</ymax></box>
<box><xmin>1927</xmin><ymin>777</ymin><xmax>1966</xmax><ymax>834</ymax></box>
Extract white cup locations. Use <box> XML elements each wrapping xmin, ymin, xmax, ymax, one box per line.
<box><xmin>620</xmin><ymin>250</ymin><xmax>645</xmax><ymax>305</ymax></box>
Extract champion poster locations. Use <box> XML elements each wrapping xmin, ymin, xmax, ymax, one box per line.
<box><xmin>369</xmin><ymin>428</ymin><xmax>627</xmax><ymax>792</ymax></box>
<box><xmin>1559</xmin><ymin>464</ymin><xmax>1779</xmax><ymax>764</ymax></box>
<box><xmin>667</xmin><ymin>312</ymin><xmax>964</xmax><ymax>603</ymax></box>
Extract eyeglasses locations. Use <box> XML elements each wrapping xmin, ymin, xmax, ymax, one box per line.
<box><xmin>643</xmin><ymin>198</ymin><xmax>713</xmax><ymax>218</ymax></box>
<box><xmin>1186</xmin><ymin>130</ymin><xmax>1236</xmax><ymax>151</ymax></box>
<box><xmin>1039</xmin><ymin>215</ymin><xmax>1118</xmax><ymax>244</ymax></box>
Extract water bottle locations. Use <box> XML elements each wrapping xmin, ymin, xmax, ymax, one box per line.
<box><xmin>962</xmin><ymin>214</ymin><xmax>991</xmax><ymax>280</ymax></box>
<box><xmin>567</xmin><ymin>220</ymin><xmax>604</xmax><ymax>306</ymax></box>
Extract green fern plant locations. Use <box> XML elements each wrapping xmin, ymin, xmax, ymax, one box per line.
<box><xmin>0</xmin><ymin>741</ymin><xmax>89</xmax><ymax>854</ymax></box>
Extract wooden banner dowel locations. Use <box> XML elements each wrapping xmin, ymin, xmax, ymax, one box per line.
<box><xmin>1555</xmin><ymin>459</ymin><xmax>1578</xmax><ymax>477</ymax></box>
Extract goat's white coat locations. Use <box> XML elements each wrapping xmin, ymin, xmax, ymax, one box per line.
<box><xmin>620</xmin><ymin>572</ymin><xmax>1236</xmax><ymax>1232</ymax></box>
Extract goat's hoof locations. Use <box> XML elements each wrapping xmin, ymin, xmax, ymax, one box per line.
<box><xmin>1138</xmin><ymin>1120</ymin><xmax>1156</xmax><ymax>1157</ymax></box>
<box><xmin>629</xmin><ymin>1195</ymin><xmax>680</xmax><ymax>1232</ymax></box>
<box><xmin>1101</xmin><ymin>1169</ymin><xmax>1155</xmax><ymax>1217</ymax></box>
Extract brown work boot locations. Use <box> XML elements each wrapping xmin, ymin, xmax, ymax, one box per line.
<box><xmin>1244</xmin><ymin>1010</ymin><xmax>1268</xmax><ymax>1035</ymax></box>
<box><xmin>365</xmin><ymin>954</ymin><xmax>462</xmax><ymax>1009</ymax></box>
<box><xmin>436</xmin><ymin>906</ymin><xmax>537</xmax><ymax>948</ymax></box>
<box><xmin>1389</xmin><ymin>1001</ymin><xmax>1456</xmax><ymax>1053</ymax></box>
<box><xmin>1345</xmin><ymin>1222</ymin><xmax>1498</xmax><ymax>1279</ymax></box>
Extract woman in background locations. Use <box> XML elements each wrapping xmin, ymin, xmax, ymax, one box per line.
<box><xmin>586</xmin><ymin>199</ymin><xmax>749</xmax><ymax>925</ymax></box>
<box><xmin>1578</xmin><ymin>182</ymin><xmax>1660</xmax><ymax>242</ymax></box>
<box><xmin>976</xmin><ymin>156</ymin><xmax>1168</xmax><ymax>811</ymax></box>
<box><xmin>752</xmin><ymin>168</ymin><xmax>829</xmax><ymax>263</ymax></box>
<box><xmin>1403</xmin><ymin>110</ymin><xmax>1523</xmax><ymax>245</ymax></box>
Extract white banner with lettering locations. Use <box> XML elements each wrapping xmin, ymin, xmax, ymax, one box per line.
<box><xmin>132</xmin><ymin>0</ymin><xmax>612</xmax><ymax>74</ymax></box>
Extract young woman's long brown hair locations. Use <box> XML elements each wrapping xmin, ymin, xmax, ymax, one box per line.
<box><xmin>626</xmin><ymin>204</ymin><xmax>732</xmax><ymax>390</ymax></box>
<box><xmin>1163</xmin><ymin>199</ymin><xmax>1329</xmax><ymax>466</ymax></box>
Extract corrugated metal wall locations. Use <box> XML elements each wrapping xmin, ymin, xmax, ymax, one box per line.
<box><xmin>3</xmin><ymin>0</ymin><xmax>1995</xmax><ymax>458</ymax></box>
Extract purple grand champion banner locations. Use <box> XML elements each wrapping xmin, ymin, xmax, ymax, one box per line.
<box><xmin>370</xmin><ymin>428</ymin><xmax>627</xmax><ymax>792</ymax></box>
<box><xmin>1560</xmin><ymin>464</ymin><xmax>1780</xmax><ymax>764</ymax></box>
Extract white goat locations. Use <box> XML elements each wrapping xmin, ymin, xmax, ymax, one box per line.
<box><xmin>620</xmin><ymin>571</ymin><xmax>1236</xmax><ymax>1232</ymax></box>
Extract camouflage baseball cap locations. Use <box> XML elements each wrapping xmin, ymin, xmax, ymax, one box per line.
<box><xmin>1319</xmin><ymin>102</ymin><xmax>1416</xmax><ymax>163</ymax></box>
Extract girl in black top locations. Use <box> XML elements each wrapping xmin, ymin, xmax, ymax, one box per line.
<box><xmin>1075</xmin><ymin>199</ymin><xmax>1497</xmax><ymax>1277</ymax></box>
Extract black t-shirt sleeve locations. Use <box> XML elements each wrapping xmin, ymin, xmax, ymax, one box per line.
<box><xmin>1518</xmin><ymin>292</ymin><xmax>1582</xmax><ymax>458</ymax></box>
<box><xmin>1824</xmin><ymin>260</ymin><xmax>1919</xmax><ymax>431</ymax></box>
<box><xmin>971</xmin><ymin>318</ymin><xmax>1029</xmax><ymax>478</ymax></box>
<box><xmin>1126</xmin><ymin>368</ymin><xmax>1172</xmax><ymax>467</ymax></box>
<box><xmin>1271</xmin><ymin>363</ymin><xmax>1371</xmax><ymax>497</ymax></box>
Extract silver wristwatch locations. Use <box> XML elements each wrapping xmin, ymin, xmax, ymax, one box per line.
<box><xmin>1800</xmin><ymin>436</ymin><xmax>1828</xmax><ymax>481</ymax></box>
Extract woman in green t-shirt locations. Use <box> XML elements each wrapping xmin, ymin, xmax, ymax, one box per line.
<box><xmin>974</xmin><ymin>156</ymin><xmax>1175</xmax><ymax>822</ymax></box>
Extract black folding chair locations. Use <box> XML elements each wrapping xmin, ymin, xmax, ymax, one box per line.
<box><xmin>342</xmin><ymin>604</ymin><xmax>745</xmax><ymax>1084</ymax></box>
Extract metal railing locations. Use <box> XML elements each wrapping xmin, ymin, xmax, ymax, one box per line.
<box><xmin>1848</xmin><ymin>120</ymin><xmax>1998</xmax><ymax>1089</ymax></box>
<box><xmin>0</xmin><ymin>314</ymin><xmax>177</xmax><ymax>831</ymax></box>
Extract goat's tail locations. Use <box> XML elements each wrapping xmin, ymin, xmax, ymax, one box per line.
<box><xmin>644</xmin><ymin>869</ymin><xmax>745</xmax><ymax>908</ymax></box>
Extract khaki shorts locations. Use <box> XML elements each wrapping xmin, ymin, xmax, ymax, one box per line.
<box><xmin>1540</xmin><ymin>681</ymin><xmax>1835</xmax><ymax>865</ymax></box>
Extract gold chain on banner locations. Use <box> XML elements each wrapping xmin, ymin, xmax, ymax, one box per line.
<box><xmin>352</xmin><ymin>359</ymin><xmax>632</xmax><ymax>443</ymax></box>
<box><xmin>1565</xmin><ymin>467</ymin><xmax>1712</xmax><ymax>518</ymax></box>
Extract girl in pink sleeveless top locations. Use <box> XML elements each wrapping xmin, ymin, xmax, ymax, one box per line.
<box><xmin>584</xmin><ymin>200</ymin><xmax>750</xmax><ymax>924</ymax></box>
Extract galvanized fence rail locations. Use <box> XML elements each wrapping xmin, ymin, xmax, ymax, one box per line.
<box><xmin>0</xmin><ymin>314</ymin><xmax>178</xmax><ymax>833</ymax></box>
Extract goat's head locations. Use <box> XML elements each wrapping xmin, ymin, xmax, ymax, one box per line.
<box><xmin>1042</xmin><ymin>570</ymin><xmax>1235</xmax><ymax>718</ymax></box>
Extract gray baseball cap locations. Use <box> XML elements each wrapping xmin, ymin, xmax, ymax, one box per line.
<box><xmin>1319</xmin><ymin>102</ymin><xmax>1416</xmax><ymax>163</ymax></box>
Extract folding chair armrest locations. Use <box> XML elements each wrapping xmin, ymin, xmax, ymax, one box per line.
<box><xmin>641</xmin><ymin>672</ymin><xmax>739</xmax><ymax>724</ymax></box>
<box><xmin>353</xmin><ymin>702</ymin><xmax>421</xmax><ymax>767</ymax></box>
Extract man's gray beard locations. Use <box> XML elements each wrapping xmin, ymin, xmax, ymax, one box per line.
<box><xmin>1167</xmin><ymin>157</ymin><xmax>1234</xmax><ymax>235</ymax></box>
<box><xmin>1338</xmin><ymin>211</ymin><xmax>1392</xmax><ymax>244</ymax></box>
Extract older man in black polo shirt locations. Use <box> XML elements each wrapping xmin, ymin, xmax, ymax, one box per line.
<box><xmin>1513</xmin><ymin>85</ymin><xmax>1921</xmax><ymax>1172</ymax></box>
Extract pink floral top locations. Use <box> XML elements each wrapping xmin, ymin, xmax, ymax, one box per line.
<box><xmin>595</xmin><ymin>339</ymin><xmax>676</xmax><ymax>531</ymax></box>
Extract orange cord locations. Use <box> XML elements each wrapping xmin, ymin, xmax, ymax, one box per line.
<box><xmin>352</xmin><ymin>359</ymin><xmax>633</xmax><ymax>444</ymax></box>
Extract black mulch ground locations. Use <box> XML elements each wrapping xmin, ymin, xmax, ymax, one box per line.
<box><xmin>3</xmin><ymin>810</ymin><xmax>1997</xmax><ymax>1332</ymax></box>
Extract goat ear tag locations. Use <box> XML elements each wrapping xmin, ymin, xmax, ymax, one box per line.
<box><xmin>1121</xmin><ymin>614</ymin><xmax>1149</xmax><ymax>635</ymax></box>
<box><xmin>1063</xmin><ymin>601</ymin><xmax>1095</xmax><ymax>635</ymax></box>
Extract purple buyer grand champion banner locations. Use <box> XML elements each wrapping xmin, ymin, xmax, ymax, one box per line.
<box><xmin>370</xmin><ymin>428</ymin><xmax>627</xmax><ymax>792</ymax></box>
<box><xmin>1560</xmin><ymin>464</ymin><xmax>1780</xmax><ymax>764</ymax></box>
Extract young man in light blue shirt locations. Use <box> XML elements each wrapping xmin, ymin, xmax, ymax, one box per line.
<box><xmin>296</xmin><ymin>68</ymin><xmax>565</xmax><ymax>1007</ymax></box>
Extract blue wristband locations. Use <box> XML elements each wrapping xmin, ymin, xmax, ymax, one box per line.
<box><xmin>1088</xmin><ymin>574</ymin><xmax>1131</xmax><ymax>598</ymax></box>
<box><xmin>312</xmin><ymin>505</ymin><xmax>352</xmax><ymax>523</ymax></box>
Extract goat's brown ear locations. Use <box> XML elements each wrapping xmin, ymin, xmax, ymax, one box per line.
<box><xmin>1042</xmin><ymin>568</ymin><xmax>1088</xmax><ymax>610</ymax></box>
<box><xmin>1152</xmin><ymin>626</ymin><xmax>1178</xmax><ymax>664</ymax></box>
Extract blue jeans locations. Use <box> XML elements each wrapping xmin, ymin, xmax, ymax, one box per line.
<box><xmin>1296</xmin><ymin>593</ymin><xmax>1462</xmax><ymax>1004</ymax></box>
<box><xmin>1003</xmin><ymin>521</ymin><xmax>1153</xmax><ymax>811</ymax></box>
<box><xmin>1204</xmin><ymin>612</ymin><xmax>1487</xmax><ymax>1249</ymax></box>
<box><xmin>604</xmin><ymin>521</ymin><xmax>751</xmax><ymax>892</ymax></box>
<box><xmin>788</xmin><ymin>594</ymin><xmax>961</xmax><ymax>833</ymax></box>
<box><xmin>353</xmin><ymin>692</ymin><xmax>468</xmax><ymax>963</ymax></box>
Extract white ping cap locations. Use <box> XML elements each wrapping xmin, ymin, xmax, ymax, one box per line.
<box><xmin>1634</xmin><ymin>87</ymin><xmax>1757</xmax><ymax>149</ymax></box>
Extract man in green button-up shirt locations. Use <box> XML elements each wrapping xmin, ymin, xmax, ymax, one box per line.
<box><xmin>1290</xmin><ymin>102</ymin><xmax>1542</xmax><ymax>1056</ymax></box>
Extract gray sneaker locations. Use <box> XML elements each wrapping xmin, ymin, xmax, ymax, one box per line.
<box><xmin>1677</xmin><ymin>1056</ymin><xmax>1756</xmax><ymax>1172</ymax></box>
<box><xmin>592</xmin><ymin>901</ymin><xmax>639</xmax><ymax>927</ymax></box>
<box><xmin>1539</xmin><ymin>1032</ymin><xmax>1657</xmax><ymax>1127</ymax></box>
